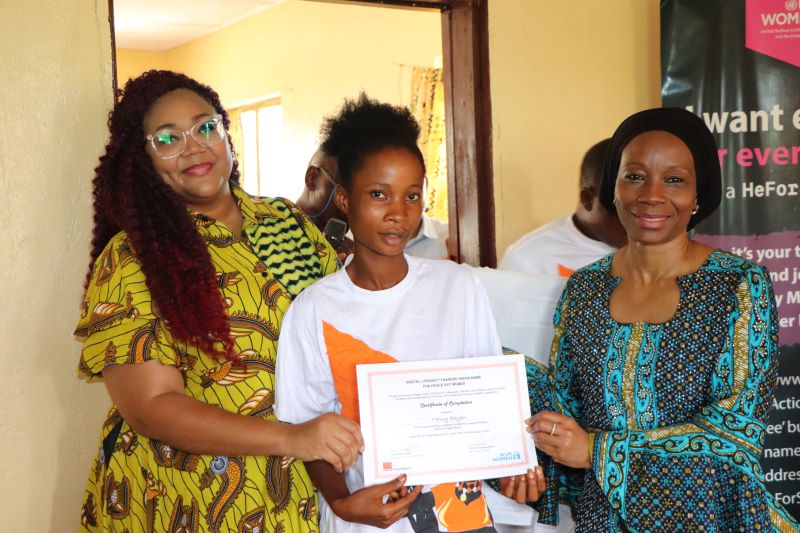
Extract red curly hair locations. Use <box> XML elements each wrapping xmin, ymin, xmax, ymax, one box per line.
<box><xmin>86</xmin><ymin>70</ymin><xmax>238</xmax><ymax>360</ymax></box>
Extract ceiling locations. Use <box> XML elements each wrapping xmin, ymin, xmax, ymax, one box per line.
<box><xmin>113</xmin><ymin>0</ymin><xmax>286</xmax><ymax>51</ymax></box>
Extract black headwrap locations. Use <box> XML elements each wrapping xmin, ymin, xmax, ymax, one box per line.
<box><xmin>599</xmin><ymin>107</ymin><xmax>722</xmax><ymax>231</ymax></box>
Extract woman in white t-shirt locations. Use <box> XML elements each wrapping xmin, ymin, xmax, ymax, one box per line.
<box><xmin>276</xmin><ymin>94</ymin><xmax>546</xmax><ymax>532</ymax></box>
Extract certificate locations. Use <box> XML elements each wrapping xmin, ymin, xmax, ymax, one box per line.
<box><xmin>357</xmin><ymin>354</ymin><xmax>536</xmax><ymax>486</ymax></box>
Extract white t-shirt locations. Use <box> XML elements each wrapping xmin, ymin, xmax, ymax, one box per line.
<box><xmin>498</xmin><ymin>215</ymin><xmax>614</xmax><ymax>277</ymax></box>
<box><xmin>276</xmin><ymin>255</ymin><xmax>504</xmax><ymax>533</ymax></box>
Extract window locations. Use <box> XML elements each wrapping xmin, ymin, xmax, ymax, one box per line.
<box><xmin>228</xmin><ymin>97</ymin><xmax>288</xmax><ymax>197</ymax></box>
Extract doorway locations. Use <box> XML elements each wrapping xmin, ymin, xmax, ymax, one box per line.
<box><xmin>108</xmin><ymin>0</ymin><xmax>493</xmax><ymax>265</ymax></box>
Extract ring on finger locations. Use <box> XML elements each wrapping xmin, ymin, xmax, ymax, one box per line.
<box><xmin>550</xmin><ymin>422</ymin><xmax>558</xmax><ymax>436</ymax></box>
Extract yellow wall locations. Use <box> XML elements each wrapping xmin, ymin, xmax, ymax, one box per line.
<box><xmin>116</xmin><ymin>0</ymin><xmax>442</xmax><ymax>199</ymax></box>
<box><xmin>489</xmin><ymin>0</ymin><xmax>661</xmax><ymax>256</ymax></box>
<box><xmin>0</xmin><ymin>0</ymin><xmax>113</xmax><ymax>529</ymax></box>
<box><xmin>116</xmin><ymin>48</ymin><xmax>169</xmax><ymax>86</ymax></box>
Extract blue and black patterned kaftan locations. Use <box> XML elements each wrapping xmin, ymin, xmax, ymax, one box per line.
<box><xmin>528</xmin><ymin>250</ymin><xmax>799</xmax><ymax>532</ymax></box>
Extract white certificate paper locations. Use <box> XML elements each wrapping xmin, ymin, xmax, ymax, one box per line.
<box><xmin>356</xmin><ymin>354</ymin><xmax>536</xmax><ymax>486</ymax></box>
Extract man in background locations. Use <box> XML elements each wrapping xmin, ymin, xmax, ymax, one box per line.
<box><xmin>499</xmin><ymin>138</ymin><xmax>626</xmax><ymax>277</ymax></box>
<box><xmin>295</xmin><ymin>148</ymin><xmax>354</xmax><ymax>260</ymax></box>
<box><xmin>296</xmin><ymin>148</ymin><xmax>449</xmax><ymax>260</ymax></box>
<box><xmin>295</xmin><ymin>147</ymin><xmax>344</xmax><ymax>235</ymax></box>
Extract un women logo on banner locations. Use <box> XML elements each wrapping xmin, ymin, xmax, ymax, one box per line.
<box><xmin>746</xmin><ymin>0</ymin><xmax>800</xmax><ymax>68</ymax></box>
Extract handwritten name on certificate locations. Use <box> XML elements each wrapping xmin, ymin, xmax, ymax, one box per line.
<box><xmin>356</xmin><ymin>354</ymin><xmax>536</xmax><ymax>486</ymax></box>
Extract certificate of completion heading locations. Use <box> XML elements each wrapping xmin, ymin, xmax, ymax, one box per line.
<box><xmin>356</xmin><ymin>354</ymin><xmax>536</xmax><ymax>486</ymax></box>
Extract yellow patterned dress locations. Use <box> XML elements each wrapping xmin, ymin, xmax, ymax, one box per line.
<box><xmin>75</xmin><ymin>187</ymin><xmax>337</xmax><ymax>532</ymax></box>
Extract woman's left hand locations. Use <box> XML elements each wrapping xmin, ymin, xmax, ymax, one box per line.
<box><xmin>528</xmin><ymin>411</ymin><xmax>591</xmax><ymax>469</ymax></box>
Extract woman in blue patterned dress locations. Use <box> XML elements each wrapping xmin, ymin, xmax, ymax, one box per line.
<box><xmin>525</xmin><ymin>108</ymin><xmax>799</xmax><ymax>532</ymax></box>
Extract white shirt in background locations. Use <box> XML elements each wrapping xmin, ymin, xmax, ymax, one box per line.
<box><xmin>498</xmin><ymin>215</ymin><xmax>614</xmax><ymax>277</ymax></box>
<box><xmin>404</xmin><ymin>214</ymin><xmax>449</xmax><ymax>260</ymax></box>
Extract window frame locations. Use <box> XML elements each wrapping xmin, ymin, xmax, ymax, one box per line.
<box><xmin>229</xmin><ymin>96</ymin><xmax>283</xmax><ymax>197</ymax></box>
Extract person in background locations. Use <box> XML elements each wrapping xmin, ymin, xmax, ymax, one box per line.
<box><xmin>276</xmin><ymin>93</ymin><xmax>544</xmax><ymax>533</ymax></box>
<box><xmin>404</xmin><ymin>203</ymin><xmax>450</xmax><ymax>260</ymax></box>
<box><xmin>296</xmin><ymin>147</ymin><xmax>346</xmax><ymax>236</ymax></box>
<box><xmin>296</xmin><ymin>147</ymin><xmax>355</xmax><ymax>261</ymax></box>
<box><xmin>499</xmin><ymin>139</ymin><xmax>627</xmax><ymax>277</ymax></box>
<box><xmin>74</xmin><ymin>70</ymin><xmax>362</xmax><ymax>532</ymax></box>
<box><xmin>526</xmin><ymin>108</ymin><xmax>799</xmax><ymax>531</ymax></box>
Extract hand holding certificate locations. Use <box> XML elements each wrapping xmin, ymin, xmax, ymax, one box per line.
<box><xmin>357</xmin><ymin>354</ymin><xmax>536</xmax><ymax>486</ymax></box>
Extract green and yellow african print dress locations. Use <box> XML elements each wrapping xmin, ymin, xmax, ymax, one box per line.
<box><xmin>75</xmin><ymin>188</ymin><xmax>337</xmax><ymax>532</ymax></box>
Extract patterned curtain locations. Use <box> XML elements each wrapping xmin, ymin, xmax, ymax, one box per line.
<box><xmin>410</xmin><ymin>67</ymin><xmax>448</xmax><ymax>221</ymax></box>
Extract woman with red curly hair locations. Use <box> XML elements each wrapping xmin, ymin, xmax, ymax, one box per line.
<box><xmin>75</xmin><ymin>70</ymin><xmax>362</xmax><ymax>532</ymax></box>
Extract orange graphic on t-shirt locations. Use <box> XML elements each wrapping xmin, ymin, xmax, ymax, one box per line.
<box><xmin>429</xmin><ymin>482</ymin><xmax>493</xmax><ymax>531</ymax></box>
<box><xmin>322</xmin><ymin>321</ymin><xmax>397</xmax><ymax>424</ymax></box>
<box><xmin>556</xmin><ymin>263</ymin><xmax>574</xmax><ymax>277</ymax></box>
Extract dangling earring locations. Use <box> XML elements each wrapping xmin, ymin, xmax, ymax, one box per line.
<box><xmin>692</xmin><ymin>204</ymin><xmax>700</xmax><ymax>215</ymax></box>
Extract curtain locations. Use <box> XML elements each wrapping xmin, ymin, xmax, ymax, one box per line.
<box><xmin>409</xmin><ymin>67</ymin><xmax>448</xmax><ymax>221</ymax></box>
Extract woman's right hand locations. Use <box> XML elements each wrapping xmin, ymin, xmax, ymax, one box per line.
<box><xmin>328</xmin><ymin>475</ymin><xmax>423</xmax><ymax>528</ymax></box>
<box><xmin>528</xmin><ymin>412</ymin><xmax>590</xmax><ymax>469</ymax></box>
<box><xmin>288</xmin><ymin>413</ymin><xmax>364</xmax><ymax>472</ymax></box>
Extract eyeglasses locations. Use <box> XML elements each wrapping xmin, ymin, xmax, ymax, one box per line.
<box><xmin>146</xmin><ymin>114</ymin><xmax>227</xmax><ymax>159</ymax></box>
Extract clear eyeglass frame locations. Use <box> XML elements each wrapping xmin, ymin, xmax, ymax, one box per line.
<box><xmin>146</xmin><ymin>114</ymin><xmax>227</xmax><ymax>160</ymax></box>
